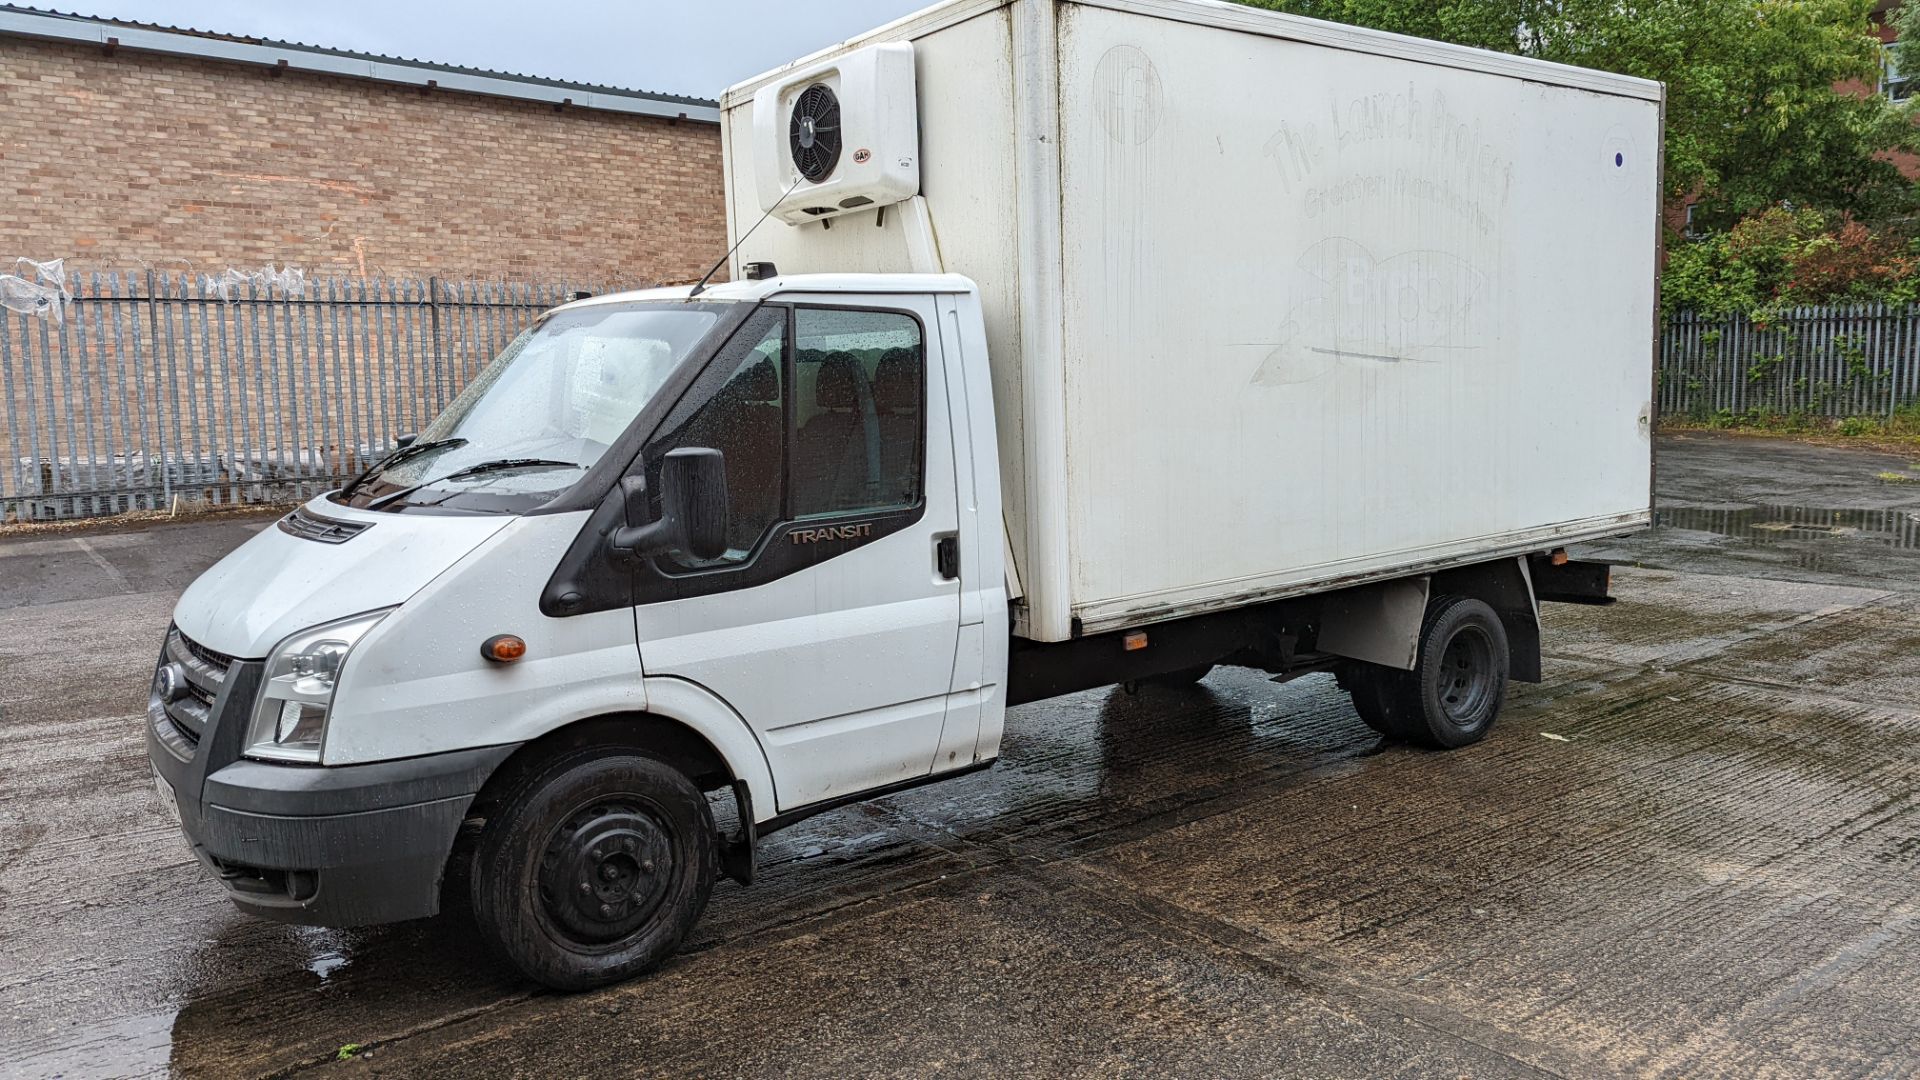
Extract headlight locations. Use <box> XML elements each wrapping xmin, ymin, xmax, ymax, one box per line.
<box><xmin>246</xmin><ymin>609</ymin><xmax>392</xmax><ymax>763</ymax></box>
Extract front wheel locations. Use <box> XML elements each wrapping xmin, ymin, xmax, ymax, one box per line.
<box><xmin>471</xmin><ymin>750</ymin><xmax>716</xmax><ymax>991</ymax></box>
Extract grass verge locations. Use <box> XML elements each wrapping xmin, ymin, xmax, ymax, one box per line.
<box><xmin>1661</xmin><ymin>404</ymin><xmax>1920</xmax><ymax>455</ymax></box>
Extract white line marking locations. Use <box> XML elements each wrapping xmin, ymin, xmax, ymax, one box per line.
<box><xmin>71</xmin><ymin>537</ymin><xmax>135</xmax><ymax>594</ymax></box>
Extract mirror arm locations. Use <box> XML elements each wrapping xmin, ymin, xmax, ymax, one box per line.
<box><xmin>608</xmin><ymin>519</ymin><xmax>679</xmax><ymax>563</ymax></box>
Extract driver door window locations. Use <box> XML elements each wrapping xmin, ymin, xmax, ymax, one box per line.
<box><xmin>637</xmin><ymin>304</ymin><xmax>926</xmax><ymax>586</ymax></box>
<box><xmin>792</xmin><ymin>308</ymin><xmax>924</xmax><ymax>519</ymax></box>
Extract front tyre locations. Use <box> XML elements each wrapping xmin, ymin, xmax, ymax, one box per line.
<box><xmin>472</xmin><ymin>750</ymin><xmax>716</xmax><ymax>991</ymax></box>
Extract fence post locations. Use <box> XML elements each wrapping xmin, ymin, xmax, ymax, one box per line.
<box><xmin>142</xmin><ymin>268</ymin><xmax>172</xmax><ymax>507</ymax></box>
<box><xmin>428</xmin><ymin>275</ymin><xmax>446</xmax><ymax>414</ymax></box>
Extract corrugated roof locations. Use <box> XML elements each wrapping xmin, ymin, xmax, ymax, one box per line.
<box><xmin>0</xmin><ymin>4</ymin><xmax>720</xmax><ymax>122</ymax></box>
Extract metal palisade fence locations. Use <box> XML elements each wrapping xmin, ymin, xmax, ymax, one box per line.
<box><xmin>1660</xmin><ymin>305</ymin><xmax>1920</xmax><ymax>422</ymax></box>
<box><xmin>11</xmin><ymin>288</ymin><xmax>1920</xmax><ymax>523</ymax></box>
<box><xmin>1</xmin><ymin>272</ymin><xmax>616</xmax><ymax>522</ymax></box>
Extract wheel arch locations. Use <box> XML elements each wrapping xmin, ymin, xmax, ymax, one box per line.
<box><xmin>443</xmin><ymin>682</ymin><xmax>776</xmax><ymax>907</ymax></box>
<box><xmin>1430</xmin><ymin>558</ymin><xmax>1541</xmax><ymax>683</ymax></box>
<box><xmin>463</xmin><ymin>682</ymin><xmax>775</xmax><ymax>819</ymax></box>
<box><xmin>1317</xmin><ymin>558</ymin><xmax>1541</xmax><ymax>683</ymax></box>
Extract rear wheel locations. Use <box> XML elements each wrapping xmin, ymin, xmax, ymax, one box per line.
<box><xmin>1341</xmin><ymin>665</ymin><xmax>1418</xmax><ymax>740</ymax></box>
<box><xmin>471</xmin><ymin>750</ymin><xmax>716</xmax><ymax>991</ymax></box>
<box><xmin>1337</xmin><ymin>595</ymin><xmax>1508</xmax><ymax>750</ymax></box>
<box><xmin>1406</xmin><ymin>596</ymin><xmax>1508</xmax><ymax>749</ymax></box>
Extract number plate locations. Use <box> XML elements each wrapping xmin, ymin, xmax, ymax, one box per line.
<box><xmin>152</xmin><ymin>768</ymin><xmax>181</xmax><ymax>826</ymax></box>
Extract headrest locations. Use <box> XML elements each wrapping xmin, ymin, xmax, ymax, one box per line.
<box><xmin>736</xmin><ymin>358</ymin><xmax>779</xmax><ymax>402</ymax></box>
<box><xmin>872</xmin><ymin>348</ymin><xmax>918</xmax><ymax>413</ymax></box>
<box><xmin>813</xmin><ymin>351</ymin><xmax>863</xmax><ymax>411</ymax></box>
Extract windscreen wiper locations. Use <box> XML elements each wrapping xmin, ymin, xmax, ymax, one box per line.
<box><xmin>341</xmin><ymin>437</ymin><xmax>468</xmax><ymax>498</ymax></box>
<box><xmin>365</xmin><ymin>458</ymin><xmax>582</xmax><ymax>510</ymax></box>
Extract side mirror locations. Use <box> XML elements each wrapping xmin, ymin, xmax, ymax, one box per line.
<box><xmin>395</xmin><ymin>432</ymin><xmax>418</xmax><ymax>448</ymax></box>
<box><xmin>609</xmin><ymin>448</ymin><xmax>729</xmax><ymax>563</ymax></box>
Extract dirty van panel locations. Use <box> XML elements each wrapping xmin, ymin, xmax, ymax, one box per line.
<box><xmin>1052</xmin><ymin>3</ymin><xmax>1657</xmax><ymax>631</ymax></box>
<box><xmin>726</xmin><ymin>0</ymin><xmax>1657</xmax><ymax>642</ymax></box>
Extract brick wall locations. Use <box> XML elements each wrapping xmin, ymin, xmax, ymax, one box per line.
<box><xmin>0</xmin><ymin>36</ymin><xmax>727</xmax><ymax>284</ymax></box>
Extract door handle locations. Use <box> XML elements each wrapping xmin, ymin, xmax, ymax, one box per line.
<box><xmin>935</xmin><ymin>533</ymin><xmax>960</xmax><ymax>580</ymax></box>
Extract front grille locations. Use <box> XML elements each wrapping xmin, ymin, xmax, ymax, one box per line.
<box><xmin>157</xmin><ymin>627</ymin><xmax>236</xmax><ymax>747</ymax></box>
<box><xmin>165</xmin><ymin>697</ymin><xmax>210</xmax><ymax>745</ymax></box>
<box><xmin>182</xmin><ymin>677</ymin><xmax>216</xmax><ymax>710</ymax></box>
<box><xmin>179</xmin><ymin>632</ymin><xmax>235</xmax><ymax>676</ymax></box>
<box><xmin>278</xmin><ymin>505</ymin><xmax>371</xmax><ymax>544</ymax></box>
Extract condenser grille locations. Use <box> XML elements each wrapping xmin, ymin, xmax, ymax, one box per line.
<box><xmin>788</xmin><ymin>84</ymin><xmax>843</xmax><ymax>183</ymax></box>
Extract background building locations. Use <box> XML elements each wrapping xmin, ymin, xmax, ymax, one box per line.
<box><xmin>0</xmin><ymin>5</ymin><xmax>726</xmax><ymax>284</ymax></box>
<box><xmin>0</xmin><ymin>6</ymin><xmax>735</xmax><ymax>521</ymax></box>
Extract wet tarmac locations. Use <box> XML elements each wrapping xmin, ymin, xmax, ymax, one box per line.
<box><xmin>2</xmin><ymin>432</ymin><xmax>1917</xmax><ymax>1078</ymax></box>
<box><xmin>1582</xmin><ymin>430</ymin><xmax>1920</xmax><ymax>585</ymax></box>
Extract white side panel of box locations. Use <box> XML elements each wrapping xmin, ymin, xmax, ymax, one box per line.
<box><xmin>1055</xmin><ymin>3</ymin><xmax>1659</xmax><ymax>631</ymax></box>
<box><xmin>721</xmin><ymin>7</ymin><xmax>1032</xmax><ymax>586</ymax></box>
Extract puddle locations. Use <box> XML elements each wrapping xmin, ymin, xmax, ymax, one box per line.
<box><xmin>294</xmin><ymin>926</ymin><xmax>356</xmax><ymax>983</ymax></box>
<box><xmin>1658</xmin><ymin>506</ymin><xmax>1920</xmax><ymax>553</ymax></box>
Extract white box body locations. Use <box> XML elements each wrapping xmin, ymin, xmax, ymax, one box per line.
<box><xmin>722</xmin><ymin>0</ymin><xmax>1661</xmax><ymax>642</ymax></box>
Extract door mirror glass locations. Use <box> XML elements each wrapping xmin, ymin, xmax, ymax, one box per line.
<box><xmin>663</xmin><ymin>447</ymin><xmax>729</xmax><ymax>561</ymax></box>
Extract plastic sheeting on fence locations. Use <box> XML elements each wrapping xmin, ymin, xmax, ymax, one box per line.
<box><xmin>0</xmin><ymin>258</ymin><xmax>73</xmax><ymax>323</ymax></box>
<box><xmin>204</xmin><ymin>264</ymin><xmax>306</xmax><ymax>302</ymax></box>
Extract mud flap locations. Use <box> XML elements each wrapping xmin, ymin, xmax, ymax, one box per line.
<box><xmin>1529</xmin><ymin>555</ymin><xmax>1616</xmax><ymax>605</ymax></box>
<box><xmin>1316</xmin><ymin>576</ymin><xmax>1430</xmax><ymax>671</ymax></box>
<box><xmin>718</xmin><ymin>778</ymin><xmax>757</xmax><ymax>887</ymax></box>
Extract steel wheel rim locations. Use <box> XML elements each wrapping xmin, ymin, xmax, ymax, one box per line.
<box><xmin>535</xmin><ymin>793</ymin><xmax>678</xmax><ymax>947</ymax></box>
<box><xmin>1436</xmin><ymin>624</ymin><xmax>1497</xmax><ymax>725</ymax></box>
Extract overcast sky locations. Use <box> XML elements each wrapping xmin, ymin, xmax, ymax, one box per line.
<box><xmin>48</xmin><ymin>1</ymin><xmax>933</xmax><ymax>99</ymax></box>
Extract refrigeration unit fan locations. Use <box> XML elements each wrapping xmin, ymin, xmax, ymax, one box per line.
<box><xmin>789</xmin><ymin>84</ymin><xmax>843</xmax><ymax>183</ymax></box>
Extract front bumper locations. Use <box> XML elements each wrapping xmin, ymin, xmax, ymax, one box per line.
<box><xmin>146</xmin><ymin>631</ymin><xmax>517</xmax><ymax>927</ymax></box>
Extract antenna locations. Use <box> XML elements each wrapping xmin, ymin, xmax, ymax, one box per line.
<box><xmin>689</xmin><ymin>174</ymin><xmax>805</xmax><ymax>298</ymax></box>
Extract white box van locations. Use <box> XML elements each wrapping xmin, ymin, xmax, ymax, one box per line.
<box><xmin>146</xmin><ymin>0</ymin><xmax>1660</xmax><ymax>989</ymax></box>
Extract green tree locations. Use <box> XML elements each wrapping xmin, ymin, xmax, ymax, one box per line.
<box><xmin>1234</xmin><ymin>0</ymin><xmax>1919</xmax><ymax>223</ymax></box>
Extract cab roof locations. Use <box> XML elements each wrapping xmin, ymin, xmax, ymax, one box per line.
<box><xmin>551</xmin><ymin>272</ymin><xmax>978</xmax><ymax>314</ymax></box>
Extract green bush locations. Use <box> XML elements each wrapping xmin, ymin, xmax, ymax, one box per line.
<box><xmin>1664</xmin><ymin>206</ymin><xmax>1920</xmax><ymax>316</ymax></box>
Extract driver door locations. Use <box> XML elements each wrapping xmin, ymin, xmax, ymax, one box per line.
<box><xmin>630</xmin><ymin>297</ymin><xmax>967</xmax><ymax>811</ymax></box>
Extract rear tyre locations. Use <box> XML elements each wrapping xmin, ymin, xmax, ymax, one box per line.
<box><xmin>1336</xmin><ymin>595</ymin><xmax>1508</xmax><ymax>749</ymax></box>
<box><xmin>1340</xmin><ymin>664</ymin><xmax>1419</xmax><ymax>740</ymax></box>
<box><xmin>471</xmin><ymin>750</ymin><xmax>716</xmax><ymax>991</ymax></box>
<box><xmin>1403</xmin><ymin>595</ymin><xmax>1508</xmax><ymax>749</ymax></box>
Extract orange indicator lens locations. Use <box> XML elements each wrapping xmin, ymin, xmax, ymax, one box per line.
<box><xmin>482</xmin><ymin>634</ymin><xmax>527</xmax><ymax>663</ymax></box>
